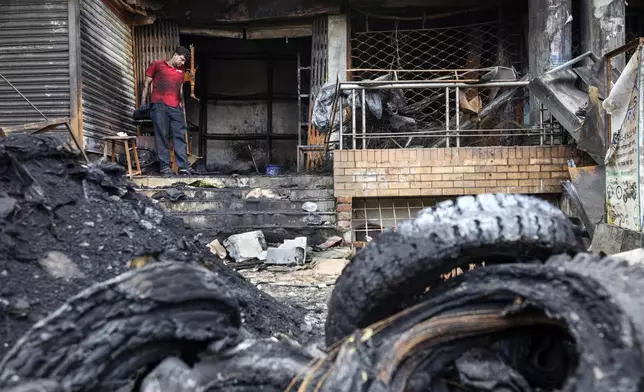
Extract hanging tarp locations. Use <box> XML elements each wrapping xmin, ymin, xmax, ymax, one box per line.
<box><xmin>603</xmin><ymin>46</ymin><xmax>644</xmax><ymax>231</ymax></box>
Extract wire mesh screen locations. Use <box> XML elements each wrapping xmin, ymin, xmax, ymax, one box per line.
<box><xmin>352</xmin><ymin>21</ymin><xmax>521</xmax><ymax>132</ymax></box>
<box><xmin>346</xmin><ymin>9</ymin><xmax>536</xmax><ymax>149</ymax></box>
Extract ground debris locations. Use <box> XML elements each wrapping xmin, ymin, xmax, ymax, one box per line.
<box><xmin>0</xmin><ymin>133</ymin><xmax>306</xmax><ymax>358</ymax></box>
<box><xmin>6</xmin><ymin>142</ymin><xmax>644</xmax><ymax>392</ymax></box>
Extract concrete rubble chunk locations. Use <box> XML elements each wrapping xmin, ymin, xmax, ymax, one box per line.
<box><xmin>207</xmin><ymin>239</ymin><xmax>227</xmax><ymax>259</ymax></box>
<box><xmin>265</xmin><ymin>237</ymin><xmax>307</xmax><ymax>266</ymax></box>
<box><xmin>317</xmin><ymin>236</ymin><xmax>343</xmax><ymax>250</ymax></box>
<box><xmin>38</xmin><ymin>251</ymin><xmax>86</xmax><ymax>280</ymax></box>
<box><xmin>265</xmin><ymin>247</ymin><xmax>306</xmax><ymax>266</ymax></box>
<box><xmin>223</xmin><ymin>231</ymin><xmax>267</xmax><ymax>263</ymax></box>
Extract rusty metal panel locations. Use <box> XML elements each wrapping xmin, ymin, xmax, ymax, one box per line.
<box><xmin>311</xmin><ymin>16</ymin><xmax>328</xmax><ymax>99</ymax></box>
<box><xmin>133</xmin><ymin>20</ymin><xmax>180</xmax><ymax>103</ymax></box>
<box><xmin>79</xmin><ymin>0</ymin><xmax>136</xmax><ymax>153</ymax></box>
<box><xmin>0</xmin><ymin>0</ymin><xmax>71</xmax><ymax>128</ymax></box>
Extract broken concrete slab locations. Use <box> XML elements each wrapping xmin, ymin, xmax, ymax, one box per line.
<box><xmin>265</xmin><ymin>247</ymin><xmax>306</xmax><ymax>266</ymax></box>
<box><xmin>264</xmin><ymin>236</ymin><xmax>308</xmax><ymax>266</ymax></box>
<box><xmin>38</xmin><ymin>251</ymin><xmax>86</xmax><ymax>280</ymax></box>
<box><xmin>223</xmin><ymin>231</ymin><xmax>267</xmax><ymax>263</ymax></box>
<box><xmin>311</xmin><ymin>258</ymin><xmax>349</xmax><ymax>276</ymax></box>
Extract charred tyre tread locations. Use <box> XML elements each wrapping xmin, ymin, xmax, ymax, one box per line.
<box><xmin>325</xmin><ymin>194</ymin><xmax>583</xmax><ymax>346</ymax></box>
<box><xmin>546</xmin><ymin>253</ymin><xmax>644</xmax><ymax>346</ymax></box>
<box><xmin>0</xmin><ymin>262</ymin><xmax>241</xmax><ymax>392</ymax></box>
<box><xmin>0</xmin><ymin>379</ymin><xmax>61</xmax><ymax>392</ymax></box>
<box><xmin>193</xmin><ymin>339</ymin><xmax>315</xmax><ymax>391</ymax></box>
<box><xmin>301</xmin><ymin>253</ymin><xmax>644</xmax><ymax>392</ymax></box>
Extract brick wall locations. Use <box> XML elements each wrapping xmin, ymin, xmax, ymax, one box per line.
<box><xmin>333</xmin><ymin>146</ymin><xmax>574</xmax><ymax>198</ymax></box>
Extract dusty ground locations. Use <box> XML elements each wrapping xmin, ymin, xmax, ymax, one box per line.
<box><xmin>239</xmin><ymin>253</ymin><xmax>349</xmax><ymax>347</ymax></box>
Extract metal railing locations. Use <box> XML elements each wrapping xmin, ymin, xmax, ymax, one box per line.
<box><xmin>336</xmin><ymin>79</ymin><xmax>564</xmax><ymax>150</ymax></box>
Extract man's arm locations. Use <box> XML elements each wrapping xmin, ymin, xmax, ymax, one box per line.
<box><xmin>141</xmin><ymin>76</ymin><xmax>153</xmax><ymax>105</ymax></box>
<box><xmin>179</xmin><ymin>82</ymin><xmax>184</xmax><ymax>110</ymax></box>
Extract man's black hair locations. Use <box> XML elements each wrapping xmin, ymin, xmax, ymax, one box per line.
<box><xmin>174</xmin><ymin>46</ymin><xmax>190</xmax><ymax>61</ymax></box>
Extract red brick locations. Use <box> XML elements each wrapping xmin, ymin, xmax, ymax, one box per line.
<box><xmin>336</xmin><ymin>196</ymin><xmax>352</xmax><ymax>204</ymax></box>
<box><xmin>336</xmin><ymin>204</ymin><xmax>352</xmax><ymax>213</ymax></box>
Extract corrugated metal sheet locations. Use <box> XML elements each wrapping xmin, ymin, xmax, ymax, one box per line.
<box><xmin>80</xmin><ymin>0</ymin><xmax>136</xmax><ymax>153</ymax></box>
<box><xmin>133</xmin><ymin>20</ymin><xmax>179</xmax><ymax>102</ymax></box>
<box><xmin>0</xmin><ymin>0</ymin><xmax>71</xmax><ymax>127</ymax></box>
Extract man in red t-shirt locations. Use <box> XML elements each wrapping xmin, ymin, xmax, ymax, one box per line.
<box><xmin>140</xmin><ymin>46</ymin><xmax>196</xmax><ymax>175</ymax></box>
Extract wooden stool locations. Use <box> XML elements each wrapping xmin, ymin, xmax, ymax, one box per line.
<box><xmin>103</xmin><ymin>136</ymin><xmax>142</xmax><ymax>178</ymax></box>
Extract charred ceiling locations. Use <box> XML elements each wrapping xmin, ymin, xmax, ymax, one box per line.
<box><xmin>133</xmin><ymin>0</ymin><xmax>340</xmax><ymax>25</ymax></box>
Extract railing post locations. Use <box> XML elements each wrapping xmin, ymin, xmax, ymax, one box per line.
<box><xmin>339</xmin><ymin>97</ymin><xmax>343</xmax><ymax>150</ymax></box>
<box><xmin>445</xmin><ymin>87</ymin><xmax>450</xmax><ymax>148</ymax></box>
<box><xmin>539</xmin><ymin>103</ymin><xmax>544</xmax><ymax>145</ymax></box>
<box><xmin>361</xmin><ymin>89</ymin><xmax>366</xmax><ymax>149</ymax></box>
<box><xmin>455</xmin><ymin>86</ymin><xmax>460</xmax><ymax>148</ymax></box>
<box><xmin>352</xmin><ymin>89</ymin><xmax>356</xmax><ymax>150</ymax></box>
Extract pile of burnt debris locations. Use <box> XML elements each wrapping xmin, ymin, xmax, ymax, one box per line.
<box><xmin>0</xmin><ymin>134</ymin><xmax>308</xmax><ymax>358</ymax></box>
<box><xmin>3</xmin><ymin>134</ymin><xmax>644</xmax><ymax>392</ymax></box>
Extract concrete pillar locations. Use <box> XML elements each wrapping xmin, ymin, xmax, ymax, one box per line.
<box><xmin>327</xmin><ymin>14</ymin><xmax>348</xmax><ymax>83</ymax></box>
<box><xmin>529</xmin><ymin>0</ymin><xmax>573</xmax><ymax>75</ymax></box>
<box><xmin>528</xmin><ymin>0</ymin><xmax>573</xmax><ymax>122</ymax></box>
<box><xmin>581</xmin><ymin>0</ymin><xmax>626</xmax><ymax>71</ymax></box>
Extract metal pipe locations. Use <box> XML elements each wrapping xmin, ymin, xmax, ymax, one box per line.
<box><xmin>354</xmin><ymin>132</ymin><xmax>557</xmax><ymax>139</ymax></box>
<box><xmin>545</xmin><ymin>51</ymin><xmax>598</xmax><ymax>75</ymax></box>
<box><xmin>550</xmin><ymin>112</ymin><xmax>554</xmax><ymax>145</ymax></box>
<box><xmin>455</xmin><ymin>86</ymin><xmax>460</xmax><ymax>147</ymax></box>
<box><xmin>339</xmin><ymin>81</ymin><xmax>529</xmax><ymax>90</ymax></box>
<box><xmin>445</xmin><ymin>87</ymin><xmax>450</xmax><ymax>147</ymax></box>
<box><xmin>361</xmin><ymin>89</ymin><xmax>366</xmax><ymax>149</ymax></box>
<box><xmin>339</xmin><ymin>106</ymin><xmax>343</xmax><ymax>150</ymax></box>
<box><xmin>539</xmin><ymin>103</ymin><xmax>544</xmax><ymax>145</ymax></box>
<box><xmin>352</xmin><ymin>89</ymin><xmax>356</xmax><ymax>149</ymax></box>
<box><xmin>351</xmin><ymin>128</ymin><xmax>556</xmax><ymax>137</ymax></box>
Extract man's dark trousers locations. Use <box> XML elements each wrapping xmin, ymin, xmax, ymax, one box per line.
<box><xmin>150</xmin><ymin>102</ymin><xmax>189</xmax><ymax>170</ymax></box>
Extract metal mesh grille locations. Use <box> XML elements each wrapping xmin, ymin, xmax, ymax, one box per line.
<box><xmin>347</xmin><ymin>15</ymin><xmax>529</xmax><ymax>148</ymax></box>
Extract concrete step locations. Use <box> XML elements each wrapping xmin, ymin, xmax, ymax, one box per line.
<box><xmin>139</xmin><ymin>187</ymin><xmax>334</xmax><ymax>201</ymax></box>
<box><xmin>161</xmin><ymin>199</ymin><xmax>336</xmax><ymax>213</ymax></box>
<box><xmin>133</xmin><ymin>175</ymin><xmax>333</xmax><ymax>190</ymax></box>
<box><xmin>178</xmin><ymin>211</ymin><xmax>336</xmax><ymax>229</ymax></box>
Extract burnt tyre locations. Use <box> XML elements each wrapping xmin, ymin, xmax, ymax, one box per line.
<box><xmin>0</xmin><ymin>262</ymin><xmax>241</xmax><ymax>392</ymax></box>
<box><xmin>325</xmin><ymin>194</ymin><xmax>584</xmax><ymax>346</ymax></box>
<box><xmin>296</xmin><ymin>253</ymin><xmax>644</xmax><ymax>392</ymax></box>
